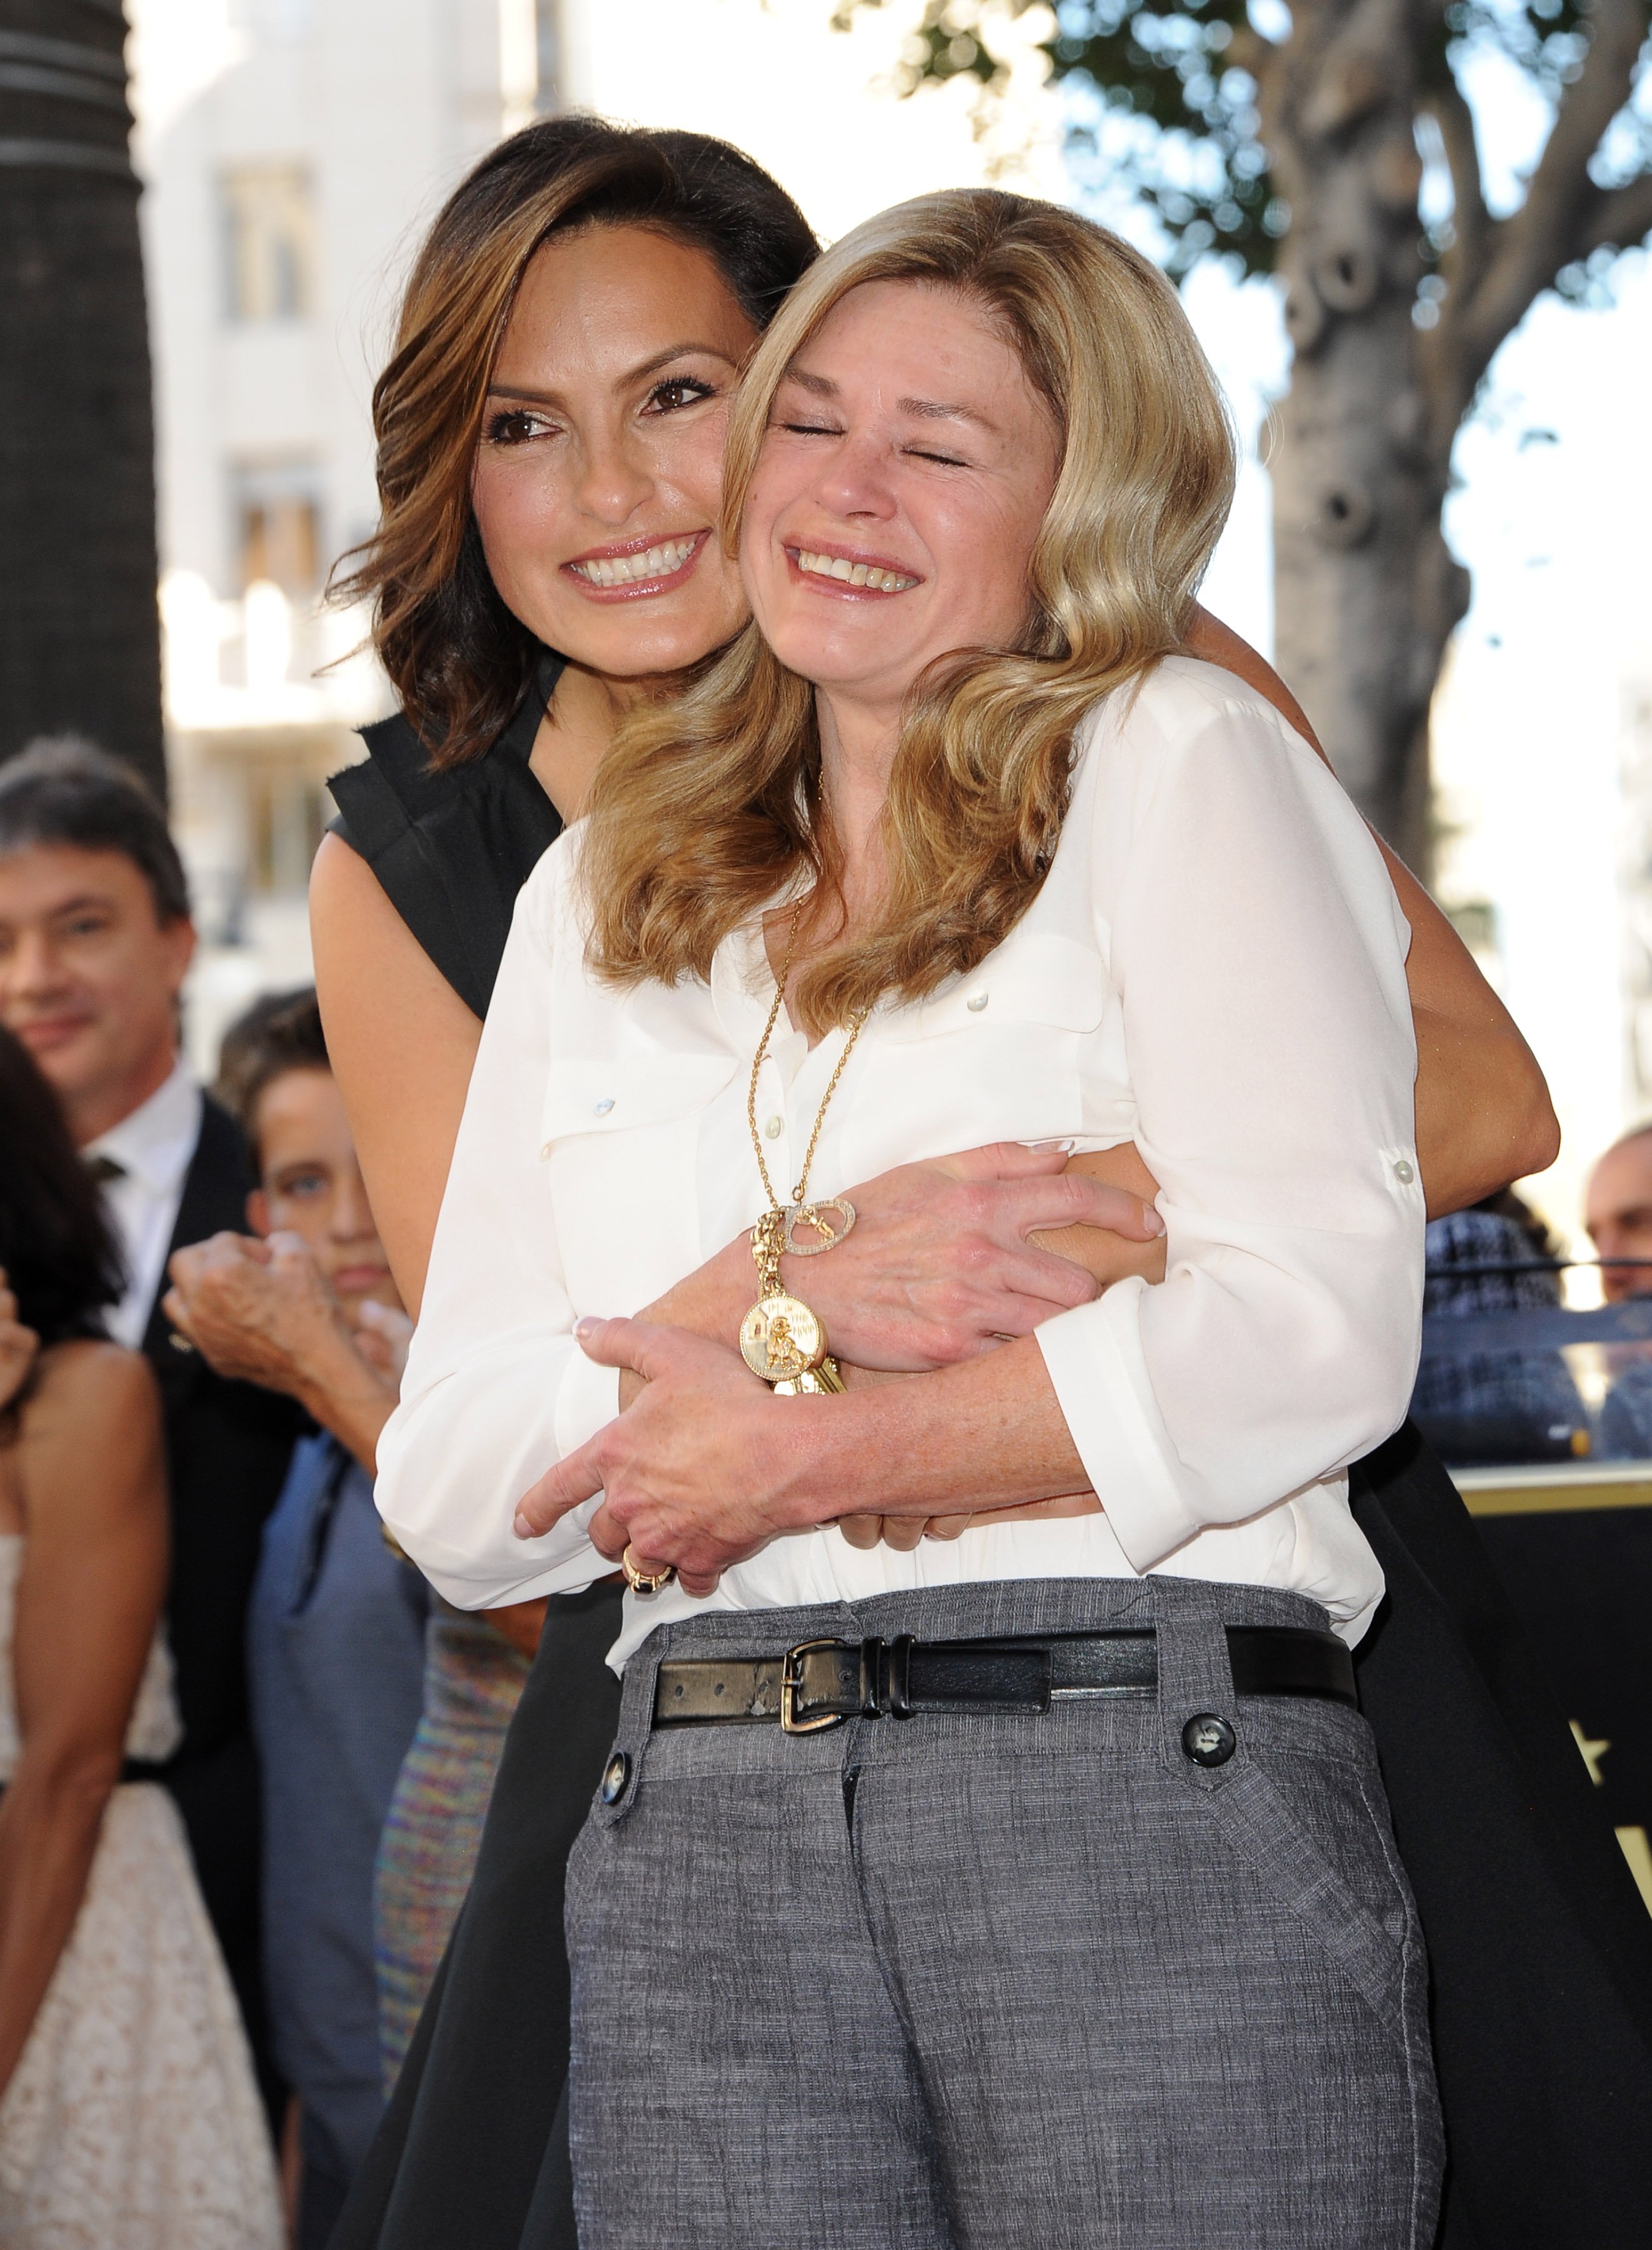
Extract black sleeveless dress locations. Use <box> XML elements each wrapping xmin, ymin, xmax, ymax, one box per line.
<box><xmin>327</xmin><ymin>663</ymin><xmax>623</xmax><ymax>2250</ymax></box>
<box><xmin>326</xmin><ymin>668</ymin><xmax>1652</xmax><ymax>2250</ymax></box>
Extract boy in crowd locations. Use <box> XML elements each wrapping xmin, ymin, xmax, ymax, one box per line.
<box><xmin>166</xmin><ymin>988</ymin><xmax>427</xmax><ymax>2250</ymax></box>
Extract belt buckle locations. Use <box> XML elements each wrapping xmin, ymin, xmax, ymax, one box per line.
<box><xmin>779</xmin><ymin>1639</ymin><xmax>848</xmax><ymax>1734</ymax></box>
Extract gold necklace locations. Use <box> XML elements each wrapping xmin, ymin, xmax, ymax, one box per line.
<box><xmin>739</xmin><ymin>906</ymin><xmax>868</xmax><ymax>1395</ymax></box>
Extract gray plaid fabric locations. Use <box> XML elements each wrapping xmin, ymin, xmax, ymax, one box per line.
<box><xmin>565</xmin><ymin>1576</ymin><xmax>1442</xmax><ymax>2250</ymax></box>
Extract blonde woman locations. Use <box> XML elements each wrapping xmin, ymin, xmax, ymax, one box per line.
<box><xmin>317</xmin><ymin>118</ymin><xmax>1572</xmax><ymax>2250</ymax></box>
<box><xmin>379</xmin><ymin>191</ymin><xmax>1448</xmax><ymax>2245</ymax></box>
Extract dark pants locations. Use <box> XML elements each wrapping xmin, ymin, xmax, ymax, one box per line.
<box><xmin>328</xmin><ymin>1581</ymin><xmax>624</xmax><ymax>2250</ymax></box>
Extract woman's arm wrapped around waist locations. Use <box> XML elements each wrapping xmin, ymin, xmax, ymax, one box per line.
<box><xmin>514</xmin><ymin>669</ymin><xmax>1426</xmax><ymax>1588</ymax></box>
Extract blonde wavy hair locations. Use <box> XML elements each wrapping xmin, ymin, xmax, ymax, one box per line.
<box><xmin>582</xmin><ymin>188</ymin><xmax>1236</xmax><ymax>1029</ymax></box>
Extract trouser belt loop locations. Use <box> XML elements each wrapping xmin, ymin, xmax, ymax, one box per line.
<box><xmin>1156</xmin><ymin>1589</ymin><xmax>1244</xmax><ymax>1788</ymax></box>
<box><xmin>885</xmin><ymin>1634</ymin><xmax>917</xmax><ymax>1719</ymax></box>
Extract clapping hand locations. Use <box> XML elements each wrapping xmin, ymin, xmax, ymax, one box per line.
<box><xmin>164</xmin><ymin>1231</ymin><xmax>360</xmax><ymax>1392</ymax></box>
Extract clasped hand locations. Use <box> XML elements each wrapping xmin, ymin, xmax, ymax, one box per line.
<box><xmin>515</xmin><ymin>1317</ymin><xmax>807</xmax><ymax>1597</ymax></box>
<box><xmin>766</xmin><ymin>1141</ymin><xmax>1162</xmax><ymax>1371</ymax></box>
<box><xmin>512</xmin><ymin>1141</ymin><xmax>1159</xmax><ymax>1592</ymax></box>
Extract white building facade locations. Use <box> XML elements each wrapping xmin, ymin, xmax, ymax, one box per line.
<box><xmin>129</xmin><ymin>0</ymin><xmax>554</xmax><ymax>1062</ymax></box>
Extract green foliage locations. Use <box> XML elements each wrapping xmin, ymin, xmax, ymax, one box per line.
<box><xmin>836</xmin><ymin>0</ymin><xmax>1285</xmax><ymax>275</ymax></box>
<box><xmin>837</xmin><ymin>0</ymin><xmax>1650</xmax><ymax>284</ymax></box>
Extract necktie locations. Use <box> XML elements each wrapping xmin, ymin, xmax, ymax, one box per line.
<box><xmin>87</xmin><ymin>1153</ymin><xmax>127</xmax><ymax>1186</ymax></box>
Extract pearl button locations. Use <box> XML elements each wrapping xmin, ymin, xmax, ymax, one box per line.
<box><xmin>1392</xmin><ymin>1157</ymin><xmax>1415</xmax><ymax>1184</ymax></box>
<box><xmin>593</xmin><ymin>1097</ymin><xmax>615</xmax><ymax>1116</ymax></box>
<box><xmin>764</xmin><ymin>1114</ymin><xmax>784</xmax><ymax>1139</ymax></box>
<box><xmin>966</xmin><ymin>992</ymin><xmax>988</xmax><ymax>1013</ymax></box>
<box><xmin>600</xmin><ymin>1752</ymin><xmax>630</xmax><ymax>1805</ymax></box>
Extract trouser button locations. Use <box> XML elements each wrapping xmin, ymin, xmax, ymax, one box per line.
<box><xmin>601</xmin><ymin>1752</ymin><xmax>631</xmax><ymax>1804</ymax></box>
<box><xmin>1182</xmin><ymin>1713</ymin><xmax>1237</xmax><ymax>1767</ymax></box>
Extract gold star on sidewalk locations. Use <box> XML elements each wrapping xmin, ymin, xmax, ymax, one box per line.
<box><xmin>1571</xmin><ymin>1718</ymin><xmax>1610</xmax><ymax>1788</ymax></box>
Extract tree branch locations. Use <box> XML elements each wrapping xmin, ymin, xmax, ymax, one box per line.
<box><xmin>1421</xmin><ymin>66</ymin><xmax>1493</xmax><ymax>294</ymax></box>
<box><xmin>1449</xmin><ymin>0</ymin><xmax>1650</xmax><ymax>400</ymax></box>
<box><xmin>1578</xmin><ymin>168</ymin><xmax>1652</xmax><ymax>255</ymax></box>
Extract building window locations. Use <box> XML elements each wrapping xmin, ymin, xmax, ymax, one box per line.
<box><xmin>221</xmin><ymin>165</ymin><xmax>316</xmax><ymax>322</ymax></box>
<box><xmin>232</xmin><ymin>461</ymin><xmax>323</xmax><ymax>594</ymax></box>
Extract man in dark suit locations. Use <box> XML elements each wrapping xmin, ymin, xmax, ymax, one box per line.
<box><xmin>0</xmin><ymin>738</ymin><xmax>301</xmax><ymax>2101</ymax></box>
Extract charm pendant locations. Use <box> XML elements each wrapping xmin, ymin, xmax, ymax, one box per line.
<box><xmin>772</xmin><ymin>1356</ymin><xmax>846</xmax><ymax>1396</ymax></box>
<box><xmin>782</xmin><ymin>1198</ymin><xmax>856</xmax><ymax>1257</ymax></box>
<box><xmin>740</xmin><ymin>1293</ymin><xmax>827</xmax><ymax>1383</ymax></box>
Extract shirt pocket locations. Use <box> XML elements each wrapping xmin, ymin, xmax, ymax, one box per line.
<box><xmin>843</xmin><ymin>934</ymin><xmax>1107</xmax><ymax>1179</ymax></box>
<box><xmin>540</xmin><ymin>1052</ymin><xmax>739</xmax><ymax>1309</ymax></box>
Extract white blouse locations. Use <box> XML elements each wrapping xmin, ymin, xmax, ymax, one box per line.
<box><xmin>377</xmin><ymin>659</ymin><xmax>1425</xmax><ymax>1667</ymax></box>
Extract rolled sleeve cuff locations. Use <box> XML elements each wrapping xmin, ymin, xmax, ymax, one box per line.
<box><xmin>555</xmin><ymin>1339</ymin><xmax>622</xmax><ymax>1459</ymax></box>
<box><xmin>1035</xmin><ymin>1285</ymin><xmax>1202</xmax><ymax>1572</ymax></box>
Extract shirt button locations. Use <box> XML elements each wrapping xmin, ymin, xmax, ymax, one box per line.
<box><xmin>600</xmin><ymin>1752</ymin><xmax>630</xmax><ymax>1805</ymax></box>
<box><xmin>965</xmin><ymin>991</ymin><xmax>989</xmax><ymax>1012</ymax></box>
<box><xmin>1182</xmin><ymin>1713</ymin><xmax>1237</xmax><ymax>1768</ymax></box>
<box><xmin>1392</xmin><ymin>1157</ymin><xmax>1415</xmax><ymax>1184</ymax></box>
<box><xmin>593</xmin><ymin>1098</ymin><xmax>615</xmax><ymax>1117</ymax></box>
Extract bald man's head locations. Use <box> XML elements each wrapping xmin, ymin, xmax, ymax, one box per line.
<box><xmin>1586</xmin><ymin>1127</ymin><xmax>1652</xmax><ymax>1301</ymax></box>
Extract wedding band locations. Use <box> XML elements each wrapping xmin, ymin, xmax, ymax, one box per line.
<box><xmin>621</xmin><ymin>1545</ymin><xmax>677</xmax><ymax>1597</ymax></box>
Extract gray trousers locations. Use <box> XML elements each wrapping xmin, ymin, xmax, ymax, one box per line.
<box><xmin>566</xmin><ymin>1577</ymin><xmax>1443</xmax><ymax>2249</ymax></box>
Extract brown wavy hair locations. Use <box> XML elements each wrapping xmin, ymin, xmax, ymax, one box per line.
<box><xmin>580</xmin><ymin>189</ymin><xmax>1237</xmax><ymax>1030</ymax></box>
<box><xmin>330</xmin><ymin>118</ymin><xmax>817</xmax><ymax>766</ymax></box>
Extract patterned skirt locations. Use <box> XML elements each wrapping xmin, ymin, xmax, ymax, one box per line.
<box><xmin>372</xmin><ymin>1606</ymin><xmax>530</xmax><ymax>2087</ymax></box>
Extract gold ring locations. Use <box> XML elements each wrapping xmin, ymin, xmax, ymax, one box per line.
<box><xmin>621</xmin><ymin>1545</ymin><xmax>676</xmax><ymax>1597</ymax></box>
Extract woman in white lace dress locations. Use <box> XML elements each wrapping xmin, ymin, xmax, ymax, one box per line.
<box><xmin>0</xmin><ymin>1024</ymin><xmax>281</xmax><ymax>2250</ymax></box>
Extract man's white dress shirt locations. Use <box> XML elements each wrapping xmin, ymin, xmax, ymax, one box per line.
<box><xmin>86</xmin><ymin>1061</ymin><xmax>204</xmax><ymax>1349</ymax></box>
<box><xmin>377</xmin><ymin>660</ymin><xmax>1427</xmax><ymax>1669</ymax></box>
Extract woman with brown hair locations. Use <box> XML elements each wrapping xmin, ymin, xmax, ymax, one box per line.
<box><xmin>386</xmin><ymin>186</ymin><xmax>1438</xmax><ymax>2242</ymax></box>
<box><xmin>313</xmin><ymin>120</ymin><xmax>1570</xmax><ymax>2250</ymax></box>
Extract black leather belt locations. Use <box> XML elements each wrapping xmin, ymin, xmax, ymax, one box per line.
<box><xmin>652</xmin><ymin>1624</ymin><xmax>1355</xmax><ymax>1734</ymax></box>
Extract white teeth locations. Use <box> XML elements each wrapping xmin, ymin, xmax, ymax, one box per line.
<box><xmin>796</xmin><ymin>549</ymin><xmax>917</xmax><ymax>592</ymax></box>
<box><xmin>570</xmin><ymin>536</ymin><xmax>698</xmax><ymax>589</ymax></box>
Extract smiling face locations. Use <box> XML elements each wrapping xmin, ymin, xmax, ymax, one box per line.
<box><xmin>470</xmin><ymin>224</ymin><xmax>759</xmax><ymax>682</ymax></box>
<box><xmin>0</xmin><ymin>844</ymin><xmax>194</xmax><ymax>1145</ymax></box>
<box><xmin>247</xmin><ymin>1066</ymin><xmax>401</xmax><ymax>1319</ymax></box>
<box><xmin>740</xmin><ymin>279</ymin><xmax>1062</xmax><ymax>726</ymax></box>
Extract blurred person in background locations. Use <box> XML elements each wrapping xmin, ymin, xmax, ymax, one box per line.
<box><xmin>1583</xmin><ymin>1129</ymin><xmax>1652</xmax><ymax>1458</ymax></box>
<box><xmin>313</xmin><ymin>118</ymin><xmax>1565</xmax><ymax>2250</ymax></box>
<box><xmin>165</xmin><ymin>989</ymin><xmax>545</xmax><ymax>2246</ymax></box>
<box><xmin>1411</xmin><ymin>1191</ymin><xmax>1590</xmax><ymax>1467</ymax></box>
<box><xmin>1587</xmin><ymin>1126</ymin><xmax>1652</xmax><ymax>1304</ymax></box>
<box><xmin>0</xmin><ymin>741</ymin><xmax>301</xmax><ymax>2109</ymax></box>
<box><xmin>0</xmin><ymin>1023</ymin><xmax>282</xmax><ymax>2249</ymax></box>
<box><xmin>167</xmin><ymin>988</ymin><xmax>425</xmax><ymax>2249</ymax></box>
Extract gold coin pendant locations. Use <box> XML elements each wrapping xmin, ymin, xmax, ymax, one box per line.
<box><xmin>739</xmin><ymin>1294</ymin><xmax>825</xmax><ymax>1381</ymax></box>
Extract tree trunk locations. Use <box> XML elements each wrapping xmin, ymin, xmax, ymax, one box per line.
<box><xmin>0</xmin><ymin>0</ymin><xmax>164</xmax><ymax>799</ymax></box>
<box><xmin>1262</xmin><ymin>0</ymin><xmax>1468</xmax><ymax>873</ymax></box>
